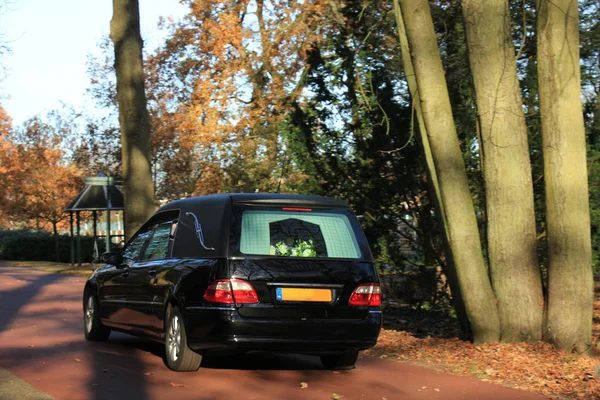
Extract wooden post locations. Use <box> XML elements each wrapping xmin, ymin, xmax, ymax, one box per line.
<box><xmin>76</xmin><ymin>211</ymin><xmax>81</xmax><ymax>267</ymax></box>
<box><xmin>93</xmin><ymin>210</ymin><xmax>98</xmax><ymax>239</ymax></box>
<box><xmin>106</xmin><ymin>187</ymin><xmax>112</xmax><ymax>253</ymax></box>
<box><xmin>69</xmin><ymin>212</ymin><xmax>75</xmax><ymax>267</ymax></box>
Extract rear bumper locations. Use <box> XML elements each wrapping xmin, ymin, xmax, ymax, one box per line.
<box><xmin>183</xmin><ymin>307</ymin><xmax>382</xmax><ymax>354</ymax></box>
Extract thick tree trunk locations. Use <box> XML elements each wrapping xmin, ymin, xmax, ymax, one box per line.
<box><xmin>462</xmin><ymin>0</ymin><xmax>543</xmax><ymax>342</ymax></box>
<box><xmin>110</xmin><ymin>0</ymin><xmax>155</xmax><ymax>240</ymax></box>
<box><xmin>393</xmin><ymin>0</ymin><xmax>471</xmax><ymax>339</ymax></box>
<box><xmin>537</xmin><ymin>0</ymin><xmax>594</xmax><ymax>353</ymax></box>
<box><xmin>398</xmin><ymin>0</ymin><xmax>500</xmax><ymax>343</ymax></box>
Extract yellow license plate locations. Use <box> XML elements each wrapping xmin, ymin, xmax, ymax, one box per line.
<box><xmin>276</xmin><ymin>287</ymin><xmax>332</xmax><ymax>302</ymax></box>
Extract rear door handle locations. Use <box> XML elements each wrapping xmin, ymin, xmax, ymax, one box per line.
<box><xmin>148</xmin><ymin>269</ymin><xmax>157</xmax><ymax>277</ymax></box>
<box><xmin>121</xmin><ymin>270</ymin><xmax>129</xmax><ymax>278</ymax></box>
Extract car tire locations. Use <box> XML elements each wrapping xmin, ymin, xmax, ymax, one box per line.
<box><xmin>165</xmin><ymin>305</ymin><xmax>202</xmax><ymax>372</ymax></box>
<box><xmin>320</xmin><ymin>350</ymin><xmax>359</xmax><ymax>370</ymax></box>
<box><xmin>83</xmin><ymin>290</ymin><xmax>110</xmax><ymax>341</ymax></box>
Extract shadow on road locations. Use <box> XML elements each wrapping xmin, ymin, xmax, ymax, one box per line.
<box><xmin>84</xmin><ymin>334</ymin><xmax>345</xmax><ymax>400</ymax></box>
<box><xmin>0</xmin><ymin>267</ymin><xmax>151</xmax><ymax>400</ymax></box>
<box><xmin>88</xmin><ymin>334</ymin><xmax>150</xmax><ymax>400</ymax></box>
<box><xmin>102</xmin><ymin>333</ymin><xmax>324</xmax><ymax>371</ymax></box>
<box><xmin>0</xmin><ymin>268</ymin><xmax>63</xmax><ymax>335</ymax></box>
<box><xmin>203</xmin><ymin>352</ymin><xmax>323</xmax><ymax>370</ymax></box>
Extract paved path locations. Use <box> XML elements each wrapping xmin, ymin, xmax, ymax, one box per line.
<box><xmin>0</xmin><ymin>265</ymin><xmax>550</xmax><ymax>400</ymax></box>
<box><xmin>0</xmin><ymin>368</ymin><xmax>55</xmax><ymax>400</ymax></box>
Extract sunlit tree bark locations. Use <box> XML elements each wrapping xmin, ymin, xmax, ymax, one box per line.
<box><xmin>462</xmin><ymin>0</ymin><xmax>543</xmax><ymax>342</ymax></box>
<box><xmin>537</xmin><ymin>0</ymin><xmax>594</xmax><ymax>353</ymax></box>
<box><xmin>398</xmin><ymin>0</ymin><xmax>500</xmax><ymax>343</ymax></box>
<box><xmin>110</xmin><ymin>0</ymin><xmax>155</xmax><ymax>240</ymax></box>
<box><xmin>392</xmin><ymin>0</ymin><xmax>471</xmax><ymax>338</ymax></box>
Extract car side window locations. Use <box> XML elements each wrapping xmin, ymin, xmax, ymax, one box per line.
<box><xmin>121</xmin><ymin>229</ymin><xmax>153</xmax><ymax>265</ymax></box>
<box><xmin>140</xmin><ymin>222</ymin><xmax>175</xmax><ymax>261</ymax></box>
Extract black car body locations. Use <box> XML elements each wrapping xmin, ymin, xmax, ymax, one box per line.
<box><xmin>83</xmin><ymin>193</ymin><xmax>382</xmax><ymax>371</ymax></box>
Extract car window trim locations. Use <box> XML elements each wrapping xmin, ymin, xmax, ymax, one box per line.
<box><xmin>138</xmin><ymin>220</ymin><xmax>177</xmax><ymax>262</ymax></box>
<box><xmin>121</xmin><ymin>228</ymin><xmax>153</xmax><ymax>266</ymax></box>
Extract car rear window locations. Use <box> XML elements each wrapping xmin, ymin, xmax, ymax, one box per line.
<box><xmin>239</xmin><ymin>209</ymin><xmax>362</xmax><ymax>259</ymax></box>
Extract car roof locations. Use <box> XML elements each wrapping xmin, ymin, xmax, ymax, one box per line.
<box><xmin>157</xmin><ymin>193</ymin><xmax>349</xmax><ymax>212</ymax></box>
<box><xmin>153</xmin><ymin>193</ymin><xmax>351</xmax><ymax>259</ymax></box>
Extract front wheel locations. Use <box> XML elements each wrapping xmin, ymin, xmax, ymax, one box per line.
<box><xmin>165</xmin><ymin>305</ymin><xmax>202</xmax><ymax>372</ymax></box>
<box><xmin>83</xmin><ymin>291</ymin><xmax>110</xmax><ymax>341</ymax></box>
<box><xmin>320</xmin><ymin>350</ymin><xmax>359</xmax><ymax>370</ymax></box>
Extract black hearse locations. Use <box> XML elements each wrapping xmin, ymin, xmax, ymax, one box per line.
<box><xmin>83</xmin><ymin>194</ymin><xmax>382</xmax><ymax>371</ymax></box>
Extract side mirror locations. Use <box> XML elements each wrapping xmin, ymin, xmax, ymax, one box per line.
<box><xmin>99</xmin><ymin>252</ymin><xmax>121</xmax><ymax>266</ymax></box>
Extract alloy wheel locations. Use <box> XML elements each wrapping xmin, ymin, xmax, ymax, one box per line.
<box><xmin>85</xmin><ymin>296</ymin><xmax>94</xmax><ymax>333</ymax></box>
<box><xmin>167</xmin><ymin>315</ymin><xmax>181</xmax><ymax>362</ymax></box>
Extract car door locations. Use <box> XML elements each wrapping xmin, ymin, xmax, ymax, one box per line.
<box><xmin>134</xmin><ymin>220</ymin><xmax>177</xmax><ymax>335</ymax></box>
<box><xmin>98</xmin><ymin>227</ymin><xmax>153</xmax><ymax>328</ymax></box>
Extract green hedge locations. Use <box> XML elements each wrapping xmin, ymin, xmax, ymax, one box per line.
<box><xmin>0</xmin><ymin>230</ymin><xmax>96</xmax><ymax>263</ymax></box>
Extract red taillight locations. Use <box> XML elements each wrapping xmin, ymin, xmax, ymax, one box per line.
<box><xmin>204</xmin><ymin>280</ymin><xmax>234</xmax><ymax>304</ymax></box>
<box><xmin>204</xmin><ymin>279</ymin><xmax>259</xmax><ymax>305</ymax></box>
<box><xmin>282</xmin><ymin>207</ymin><xmax>312</xmax><ymax>212</ymax></box>
<box><xmin>230</xmin><ymin>279</ymin><xmax>260</xmax><ymax>304</ymax></box>
<box><xmin>349</xmin><ymin>283</ymin><xmax>381</xmax><ymax>307</ymax></box>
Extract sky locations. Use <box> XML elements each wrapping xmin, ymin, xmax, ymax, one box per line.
<box><xmin>0</xmin><ymin>0</ymin><xmax>187</xmax><ymax>126</ymax></box>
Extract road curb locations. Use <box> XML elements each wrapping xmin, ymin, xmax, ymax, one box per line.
<box><xmin>0</xmin><ymin>368</ymin><xmax>55</xmax><ymax>400</ymax></box>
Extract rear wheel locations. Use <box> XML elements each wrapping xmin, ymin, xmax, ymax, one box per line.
<box><xmin>83</xmin><ymin>291</ymin><xmax>110</xmax><ymax>341</ymax></box>
<box><xmin>165</xmin><ymin>305</ymin><xmax>202</xmax><ymax>372</ymax></box>
<box><xmin>320</xmin><ymin>350</ymin><xmax>359</xmax><ymax>370</ymax></box>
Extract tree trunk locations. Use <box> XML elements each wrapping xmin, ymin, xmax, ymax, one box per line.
<box><xmin>462</xmin><ymin>0</ymin><xmax>543</xmax><ymax>342</ymax></box>
<box><xmin>392</xmin><ymin>0</ymin><xmax>471</xmax><ymax>339</ymax></box>
<box><xmin>537</xmin><ymin>0</ymin><xmax>594</xmax><ymax>353</ymax></box>
<box><xmin>398</xmin><ymin>0</ymin><xmax>500</xmax><ymax>343</ymax></box>
<box><xmin>110</xmin><ymin>0</ymin><xmax>155</xmax><ymax>240</ymax></box>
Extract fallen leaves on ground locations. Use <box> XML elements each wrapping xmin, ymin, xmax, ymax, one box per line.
<box><xmin>368</xmin><ymin>284</ymin><xmax>600</xmax><ymax>399</ymax></box>
<box><xmin>367</xmin><ymin>329</ymin><xmax>600</xmax><ymax>398</ymax></box>
<box><xmin>367</xmin><ymin>327</ymin><xmax>600</xmax><ymax>399</ymax></box>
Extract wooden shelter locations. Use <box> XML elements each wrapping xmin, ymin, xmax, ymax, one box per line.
<box><xmin>64</xmin><ymin>174</ymin><xmax>124</xmax><ymax>265</ymax></box>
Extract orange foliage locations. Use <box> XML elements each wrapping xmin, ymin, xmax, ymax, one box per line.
<box><xmin>0</xmin><ymin>106</ymin><xmax>14</xmax><ymax>225</ymax></box>
<box><xmin>0</xmin><ymin>113</ymin><xmax>82</xmax><ymax>232</ymax></box>
<box><xmin>149</xmin><ymin>104</ymin><xmax>226</xmax><ymax>199</ymax></box>
<box><xmin>147</xmin><ymin>0</ymin><xmax>333</xmax><ymax>196</ymax></box>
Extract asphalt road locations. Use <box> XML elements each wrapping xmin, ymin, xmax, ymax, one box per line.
<box><xmin>0</xmin><ymin>265</ymin><xmax>549</xmax><ymax>400</ymax></box>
